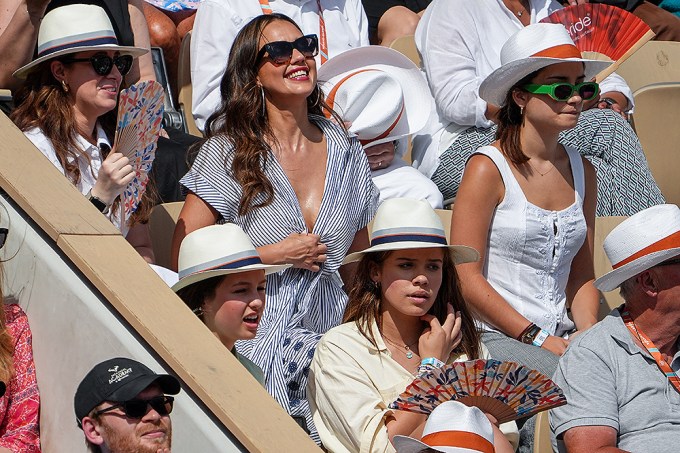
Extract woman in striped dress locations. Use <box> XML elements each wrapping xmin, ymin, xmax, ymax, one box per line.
<box><xmin>171</xmin><ymin>14</ymin><xmax>378</xmax><ymax>440</ymax></box>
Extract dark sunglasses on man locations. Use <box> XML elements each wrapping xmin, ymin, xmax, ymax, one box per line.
<box><xmin>256</xmin><ymin>34</ymin><xmax>319</xmax><ymax>66</ymax></box>
<box><xmin>93</xmin><ymin>395</ymin><xmax>174</xmax><ymax>419</ymax></box>
<box><xmin>523</xmin><ymin>81</ymin><xmax>600</xmax><ymax>102</ymax></box>
<box><xmin>61</xmin><ymin>53</ymin><xmax>134</xmax><ymax>77</ymax></box>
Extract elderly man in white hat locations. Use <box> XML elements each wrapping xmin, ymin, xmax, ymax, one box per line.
<box><xmin>551</xmin><ymin>204</ymin><xmax>680</xmax><ymax>452</ymax></box>
<box><xmin>319</xmin><ymin>45</ymin><xmax>444</xmax><ymax>209</ymax></box>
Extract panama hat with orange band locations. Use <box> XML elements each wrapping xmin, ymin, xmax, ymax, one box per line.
<box><xmin>595</xmin><ymin>204</ymin><xmax>680</xmax><ymax>292</ymax></box>
<box><xmin>479</xmin><ymin>23</ymin><xmax>612</xmax><ymax>107</ymax></box>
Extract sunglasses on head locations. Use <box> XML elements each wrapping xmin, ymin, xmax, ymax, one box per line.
<box><xmin>256</xmin><ymin>34</ymin><xmax>319</xmax><ymax>66</ymax></box>
<box><xmin>523</xmin><ymin>81</ymin><xmax>600</xmax><ymax>102</ymax></box>
<box><xmin>61</xmin><ymin>53</ymin><xmax>134</xmax><ymax>76</ymax></box>
<box><xmin>94</xmin><ymin>395</ymin><xmax>174</xmax><ymax>419</ymax></box>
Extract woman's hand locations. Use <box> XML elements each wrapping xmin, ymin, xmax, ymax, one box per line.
<box><xmin>541</xmin><ymin>335</ymin><xmax>570</xmax><ymax>356</ymax></box>
<box><xmin>364</xmin><ymin>142</ymin><xmax>395</xmax><ymax>171</ymax></box>
<box><xmin>279</xmin><ymin>232</ymin><xmax>328</xmax><ymax>272</ymax></box>
<box><xmin>418</xmin><ymin>305</ymin><xmax>461</xmax><ymax>361</ymax></box>
<box><xmin>92</xmin><ymin>151</ymin><xmax>135</xmax><ymax>205</ymax></box>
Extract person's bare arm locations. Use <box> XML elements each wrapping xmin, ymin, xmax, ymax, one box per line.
<box><xmin>563</xmin><ymin>426</ymin><xmax>628</xmax><ymax>453</ymax></box>
<box><xmin>126</xmin><ymin>222</ymin><xmax>155</xmax><ymax>263</ymax></box>
<box><xmin>451</xmin><ymin>154</ymin><xmax>569</xmax><ymax>355</ymax></box>
<box><xmin>0</xmin><ymin>0</ymin><xmax>49</xmax><ymax>89</ymax></box>
<box><xmin>566</xmin><ymin>158</ymin><xmax>599</xmax><ymax>332</ymax></box>
<box><xmin>126</xmin><ymin>0</ymin><xmax>155</xmax><ymax>84</ymax></box>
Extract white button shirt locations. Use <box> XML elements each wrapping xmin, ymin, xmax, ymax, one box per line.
<box><xmin>190</xmin><ymin>0</ymin><xmax>370</xmax><ymax>130</ymax></box>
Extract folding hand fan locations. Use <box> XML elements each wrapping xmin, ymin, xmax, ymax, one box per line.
<box><xmin>389</xmin><ymin>359</ymin><xmax>567</xmax><ymax>424</ymax></box>
<box><xmin>541</xmin><ymin>3</ymin><xmax>655</xmax><ymax>81</ymax></box>
<box><xmin>114</xmin><ymin>80</ymin><xmax>165</xmax><ymax>218</ymax></box>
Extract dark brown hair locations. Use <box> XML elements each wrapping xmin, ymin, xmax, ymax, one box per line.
<box><xmin>198</xmin><ymin>13</ymin><xmax>343</xmax><ymax>216</ymax></box>
<box><xmin>175</xmin><ymin>275</ymin><xmax>226</xmax><ymax>319</ymax></box>
<box><xmin>495</xmin><ymin>70</ymin><xmax>539</xmax><ymax>165</ymax></box>
<box><xmin>0</xmin><ymin>267</ymin><xmax>15</xmax><ymax>383</ymax></box>
<box><xmin>343</xmin><ymin>249</ymin><xmax>481</xmax><ymax>359</ymax></box>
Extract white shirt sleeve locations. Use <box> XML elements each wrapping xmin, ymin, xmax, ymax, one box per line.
<box><xmin>191</xmin><ymin>0</ymin><xmax>240</xmax><ymax>131</ymax></box>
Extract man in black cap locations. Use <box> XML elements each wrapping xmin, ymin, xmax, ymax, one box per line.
<box><xmin>74</xmin><ymin>357</ymin><xmax>181</xmax><ymax>453</ymax></box>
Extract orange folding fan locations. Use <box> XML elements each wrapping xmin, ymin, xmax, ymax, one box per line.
<box><xmin>389</xmin><ymin>359</ymin><xmax>567</xmax><ymax>424</ymax></box>
<box><xmin>541</xmin><ymin>3</ymin><xmax>655</xmax><ymax>81</ymax></box>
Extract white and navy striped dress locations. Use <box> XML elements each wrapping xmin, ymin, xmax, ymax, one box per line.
<box><xmin>180</xmin><ymin>115</ymin><xmax>378</xmax><ymax>439</ymax></box>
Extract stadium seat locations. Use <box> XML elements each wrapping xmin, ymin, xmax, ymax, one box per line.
<box><xmin>594</xmin><ymin>216</ymin><xmax>627</xmax><ymax>319</ymax></box>
<box><xmin>630</xmin><ymin>82</ymin><xmax>680</xmax><ymax>206</ymax></box>
<box><xmin>149</xmin><ymin>201</ymin><xmax>184</xmax><ymax>268</ymax></box>
<box><xmin>617</xmin><ymin>41</ymin><xmax>680</xmax><ymax>94</ymax></box>
<box><xmin>178</xmin><ymin>32</ymin><xmax>202</xmax><ymax>137</ymax></box>
<box><xmin>533</xmin><ymin>410</ymin><xmax>552</xmax><ymax>453</ymax></box>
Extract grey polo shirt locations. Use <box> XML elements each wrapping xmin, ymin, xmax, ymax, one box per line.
<box><xmin>550</xmin><ymin>309</ymin><xmax>680</xmax><ymax>452</ymax></box>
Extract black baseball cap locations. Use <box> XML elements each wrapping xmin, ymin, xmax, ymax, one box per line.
<box><xmin>74</xmin><ymin>357</ymin><xmax>181</xmax><ymax>428</ymax></box>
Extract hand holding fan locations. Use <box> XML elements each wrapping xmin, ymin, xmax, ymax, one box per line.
<box><xmin>541</xmin><ymin>3</ymin><xmax>655</xmax><ymax>81</ymax></box>
<box><xmin>389</xmin><ymin>359</ymin><xmax>567</xmax><ymax>424</ymax></box>
<box><xmin>114</xmin><ymin>80</ymin><xmax>165</xmax><ymax>219</ymax></box>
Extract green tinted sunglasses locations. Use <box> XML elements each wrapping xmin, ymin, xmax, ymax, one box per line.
<box><xmin>523</xmin><ymin>82</ymin><xmax>600</xmax><ymax>102</ymax></box>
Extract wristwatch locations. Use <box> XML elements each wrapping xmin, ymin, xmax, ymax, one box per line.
<box><xmin>87</xmin><ymin>190</ymin><xmax>110</xmax><ymax>215</ymax></box>
<box><xmin>518</xmin><ymin>323</ymin><xmax>542</xmax><ymax>345</ymax></box>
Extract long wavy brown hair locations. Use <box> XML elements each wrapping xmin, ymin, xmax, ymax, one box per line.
<box><xmin>495</xmin><ymin>70</ymin><xmax>539</xmax><ymax>166</ymax></box>
<box><xmin>343</xmin><ymin>249</ymin><xmax>481</xmax><ymax>360</ymax></box>
<box><xmin>11</xmin><ymin>61</ymin><xmax>154</xmax><ymax>225</ymax></box>
<box><xmin>200</xmin><ymin>13</ymin><xmax>344</xmax><ymax>217</ymax></box>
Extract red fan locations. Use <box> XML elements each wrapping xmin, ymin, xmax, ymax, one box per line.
<box><xmin>389</xmin><ymin>359</ymin><xmax>567</xmax><ymax>424</ymax></box>
<box><xmin>541</xmin><ymin>4</ymin><xmax>655</xmax><ymax>81</ymax></box>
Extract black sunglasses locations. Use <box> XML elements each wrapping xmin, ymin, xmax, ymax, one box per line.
<box><xmin>94</xmin><ymin>395</ymin><xmax>174</xmax><ymax>419</ymax></box>
<box><xmin>523</xmin><ymin>82</ymin><xmax>600</xmax><ymax>102</ymax></box>
<box><xmin>61</xmin><ymin>54</ymin><xmax>134</xmax><ymax>76</ymax></box>
<box><xmin>0</xmin><ymin>228</ymin><xmax>6</xmax><ymax>250</ymax></box>
<box><xmin>256</xmin><ymin>34</ymin><xmax>319</xmax><ymax>66</ymax></box>
<box><xmin>655</xmin><ymin>257</ymin><xmax>680</xmax><ymax>267</ymax></box>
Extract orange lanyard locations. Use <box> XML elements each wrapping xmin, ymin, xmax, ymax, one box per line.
<box><xmin>258</xmin><ymin>0</ymin><xmax>328</xmax><ymax>64</ymax></box>
<box><xmin>621</xmin><ymin>307</ymin><xmax>680</xmax><ymax>394</ymax></box>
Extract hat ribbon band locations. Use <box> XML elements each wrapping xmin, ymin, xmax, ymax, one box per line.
<box><xmin>371</xmin><ymin>233</ymin><xmax>447</xmax><ymax>247</ymax></box>
<box><xmin>179</xmin><ymin>255</ymin><xmax>263</xmax><ymax>279</ymax></box>
<box><xmin>359</xmin><ymin>103</ymin><xmax>404</xmax><ymax>146</ymax></box>
<box><xmin>38</xmin><ymin>36</ymin><xmax>119</xmax><ymax>58</ymax></box>
<box><xmin>531</xmin><ymin>44</ymin><xmax>582</xmax><ymax>59</ymax></box>
<box><xmin>612</xmin><ymin>230</ymin><xmax>680</xmax><ymax>269</ymax></box>
<box><xmin>421</xmin><ymin>430</ymin><xmax>494</xmax><ymax>453</ymax></box>
<box><xmin>324</xmin><ymin>68</ymin><xmax>380</xmax><ymax>119</ymax></box>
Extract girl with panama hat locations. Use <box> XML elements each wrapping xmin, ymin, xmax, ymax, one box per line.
<box><xmin>308</xmin><ymin>198</ymin><xmax>517</xmax><ymax>453</ymax></box>
<box><xmin>173</xmin><ymin>224</ymin><xmax>291</xmax><ymax>384</ymax></box>
<box><xmin>450</xmin><ymin>22</ymin><xmax>600</xmax><ymax>440</ymax></box>
<box><xmin>11</xmin><ymin>4</ymin><xmax>155</xmax><ymax>261</ymax></box>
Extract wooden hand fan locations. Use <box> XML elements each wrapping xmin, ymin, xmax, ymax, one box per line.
<box><xmin>114</xmin><ymin>80</ymin><xmax>165</xmax><ymax>218</ymax></box>
<box><xmin>389</xmin><ymin>359</ymin><xmax>567</xmax><ymax>424</ymax></box>
<box><xmin>541</xmin><ymin>3</ymin><xmax>655</xmax><ymax>81</ymax></box>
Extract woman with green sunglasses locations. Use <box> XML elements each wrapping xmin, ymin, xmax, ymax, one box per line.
<box><xmin>450</xmin><ymin>23</ymin><xmax>603</xmax><ymax>450</ymax></box>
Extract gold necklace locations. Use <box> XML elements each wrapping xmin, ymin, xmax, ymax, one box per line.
<box><xmin>382</xmin><ymin>334</ymin><xmax>419</xmax><ymax>360</ymax></box>
<box><xmin>527</xmin><ymin>159</ymin><xmax>556</xmax><ymax>177</ymax></box>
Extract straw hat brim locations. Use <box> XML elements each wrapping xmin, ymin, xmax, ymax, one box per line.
<box><xmin>171</xmin><ymin>263</ymin><xmax>291</xmax><ymax>292</ymax></box>
<box><xmin>478</xmin><ymin>57</ymin><xmax>613</xmax><ymax>107</ymax></box>
<box><xmin>594</xmin><ymin>247</ymin><xmax>680</xmax><ymax>292</ymax></box>
<box><xmin>13</xmin><ymin>44</ymin><xmax>148</xmax><ymax>79</ymax></box>
<box><xmin>343</xmin><ymin>242</ymin><xmax>479</xmax><ymax>265</ymax></box>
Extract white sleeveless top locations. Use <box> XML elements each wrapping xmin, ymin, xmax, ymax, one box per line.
<box><xmin>474</xmin><ymin>145</ymin><xmax>587</xmax><ymax>337</ymax></box>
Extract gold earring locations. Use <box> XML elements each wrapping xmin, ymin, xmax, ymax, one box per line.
<box><xmin>61</xmin><ymin>80</ymin><xmax>69</xmax><ymax>93</ymax></box>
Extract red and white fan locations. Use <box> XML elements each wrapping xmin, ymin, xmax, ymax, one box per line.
<box><xmin>541</xmin><ymin>3</ymin><xmax>655</xmax><ymax>81</ymax></box>
<box><xmin>389</xmin><ymin>359</ymin><xmax>567</xmax><ymax>424</ymax></box>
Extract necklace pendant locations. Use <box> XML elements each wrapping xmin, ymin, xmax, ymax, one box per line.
<box><xmin>517</xmin><ymin>10</ymin><xmax>523</xmax><ymax>17</ymax></box>
<box><xmin>405</xmin><ymin>348</ymin><xmax>414</xmax><ymax>359</ymax></box>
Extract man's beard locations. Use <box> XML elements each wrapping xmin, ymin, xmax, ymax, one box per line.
<box><xmin>100</xmin><ymin>419</ymin><xmax>172</xmax><ymax>453</ymax></box>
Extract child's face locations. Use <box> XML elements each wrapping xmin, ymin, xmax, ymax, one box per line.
<box><xmin>202</xmin><ymin>270</ymin><xmax>266</xmax><ymax>350</ymax></box>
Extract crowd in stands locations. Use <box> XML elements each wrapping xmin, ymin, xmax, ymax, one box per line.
<box><xmin>1</xmin><ymin>0</ymin><xmax>680</xmax><ymax>451</ymax></box>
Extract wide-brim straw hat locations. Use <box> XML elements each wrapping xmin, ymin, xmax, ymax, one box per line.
<box><xmin>14</xmin><ymin>4</ymin><xmax>147</xmax><ymax>79</ymax></box>
<box><xmin>479</xmin><ymin>23</ymin><xmax>612</xmax><ymax>107</ymax></box>
<box><xmin>393</xmin><ymin>401</ymin><xmax>495</xmax><ymax>453</ymax></box>
<box><xmin>595</xmin><ymin>204</ymin><xmax>680</xmax><ymax>292</ymax></box>
<box><xmin>318</xmin><ymin>46</ymin><xmax>432</xmax><ymax>148</ymax></box>
<box><xmin>343</xmin><ymin>198</ymin><xmax>479</xmax><ymax>264</ymax></box>
<box><xmin>172</xmin><ymin>224</ymin><xmax>290</xmax><ymax>292</ymax></box>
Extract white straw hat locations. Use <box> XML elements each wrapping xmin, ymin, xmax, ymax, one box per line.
<box><xmin>479</xmin><ymin>23</ymin><xmax>612</xmax><ymax>107</ymax></box>
<box><xmin>172</xmin><ymin>224</ymin><xmax>290</xmax><ymax>292</ymax></box>
<box><xmin>343</xmin><ymin>198</ymin><xmax>478</xmax><ymax>264</ymax></box>
<box><xmin>595</xmin><ymin>204</ymin><xmax>680</xmax><ymax>292</ymax></box>
<box><xmin>393</xmin><ymin>401</ymin><xmax>494</xmax><ymax>453</ymax></box>
<box><xmin>14</xmin><ymin>4</ymin><xmax>147</xmax><ymax>79</ymax></box>
<box><xmin>318</xmin><ymin>46</ymin><xmax>432</xmax><ymax>148</ymax></box>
